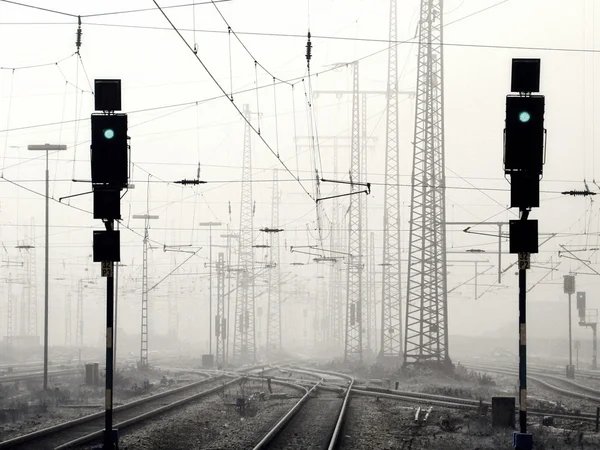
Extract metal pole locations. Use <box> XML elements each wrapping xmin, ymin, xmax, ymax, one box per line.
<box><xmin>43</xmin><ymin>150</ymin><xmax>49</xmax><ymax>391</ymax></box>
<box><xmin>498</xmin><ymin>224</ymin><xmax>502</xmax><ymax>284</ymax></box>
<box><xmin>114</xmin><ymin>252</ymin><xmax>119</xmax><ymax>369</ymax></box>
<box><xmin>593</xmin><ymin>325</ymin><xmax>597</xmax><ymax>370</ymax></box>
<box><xmin>209</xmin><ymin>225</ymin><xmax>212</xmax><ymax>356</ymax></box>
<box><xmin>568</xmin><ymin>293</ymin><xmax>572</xmax><ymax>368</ymax></box>
<box><xmin>104</xmin><ymin>260</ymin><xmax>115</xmax><ymax>449</ymax></box>
<box><xmin>519</xmin><ymin>263</ymin><xmax>527</xmax><ymax>433</ymax></box>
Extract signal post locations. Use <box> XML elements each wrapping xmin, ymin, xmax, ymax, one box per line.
<box><xmin>503</xmin><ymin>59</ymin><xmax>546</xmax><ymax>450</ymax></box>
<box><xmin>90</xmin><ymin>79</ymin><xmax>129</xmax><ymax>450</ymax></box>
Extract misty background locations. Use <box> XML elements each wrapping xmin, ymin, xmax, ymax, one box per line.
<box><xmin>0</xmin><ymin>0</ymin><xmax>598</xmax><ymax>361</ymax></box>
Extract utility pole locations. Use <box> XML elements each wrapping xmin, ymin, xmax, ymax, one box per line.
<box><xmin>404</xmin><ymin>0</ymin><xmax>449</xmax><ymax>367</ymax></box>
<box><xmin>199</xmin><ymin>221</ymin><xmax>222</xmax><ymax>359</ymax></box>
<box><xmin>6</xmin><ymin>273</ymin><xmax>13</xmax><ymax>351</ymax></box>
<box><xmin>132</xmin><ymin>213</ymin><xmax>159</xmax><ymax>369</ymax></box>
<box><xmin>215</xmin><ymin>252</ymin><xmax>226</xmax><ymax>366</ymax></box>
<box><xmin>27</xmin><ymin>143</ymin><xmax>67</xmax><ymax>390</ymax></box>
<box><xmin>65</xmin><ymin>291</ymin><xmax>71</xmax><ymax>346</ymax></box>
<box><xmin>266</xmin><ymin>171</ymin><xmax>282</xmax><ymax>354</ymax></box>
<box><xmin>168</xmin><ymin>256</ymin><xmax>179</xmax><ymax>341</ymax></box>
<box><xmin>233</xmin><ymin>104</ymin><xmax>256</xmax><ymax>364</ymax></box>
<box><xmin>76</xmin><ymin>279</ymin><xmax>83</xmax><ymax>351</ymax></box>
<box><xmin>345</xmin><ymin>61</ymin><xmax>363</xmax><ymax>363</ymax></box>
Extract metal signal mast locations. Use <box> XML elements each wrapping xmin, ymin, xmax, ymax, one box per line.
<box><xmin>404</xmin><ymin>0</ymin><xmax>450</xmax><ymax>366</ymax></box>
<box><xmin>344</xmin><ymin>61</ymin><xmax>364</xmax><ymax>363</ymax></box>
<box><xmin>380</xmin><ymin>0</ymin><xmax>403</xmax><ymax>362</ymax></box>
<box><xmin>233</xmin><ymin>104</ymin><xmax>256</xmax><ymax>363</ymax></box>
<box><xmin>266</xmin><ymin>170</ymin><xmax>282</xmax><ymax>354</ymax></box>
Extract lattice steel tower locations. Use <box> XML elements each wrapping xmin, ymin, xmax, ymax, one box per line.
<box><xmin>215</xmin><ymin>252</ymin><xmax>226</xmax><ymax>366</ymax></box>
<box><xmin>344</xmin><ymin>62</ymin><xmax>363</xmax><ymax>363</ymax></box>
<box><xmin>233</xmin><ymin>104</ymin><xmax>256</xmax><ymax>363</ymax></box>
<box><xmin>266</xmin><ymin>170</ymin><xmax>282</xmax><ymax>354</ymax></box>
<box><xmin>380</xmin><ymin>0</ymin><xmax>403</xmax><ymax>362</ymax></box>
<box><xmin>404</xmin><ymin>0</ymin><xmax>450</xmax><ymax>366</ymax></box>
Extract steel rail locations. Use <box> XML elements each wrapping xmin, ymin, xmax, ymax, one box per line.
<box><xmin>251</xmin><ymin>381</ymin><xmax>317</xmax><ymax>450</ymax></box>
<box><xmin>0</xmin><ymin>372</ymin><xmax>215</xmax><ymax>449</ymax></box>
<box><xmin>465</xmin><ymin>364</ymin><xmax>600</xmax><ymax>401</ymax></box>
<box><xmin>55</xmin><ymin>378</ymin><xmax>241</xmax><ymax>449</ymax></box>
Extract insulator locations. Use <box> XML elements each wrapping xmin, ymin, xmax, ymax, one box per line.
<box><xmin>305</xmin><ymin>31</ymin><xmax>312</xmax><ymax>67</ymax></box>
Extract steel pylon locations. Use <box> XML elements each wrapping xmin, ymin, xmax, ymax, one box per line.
<box><xmin>233</xmin><ymin>104</ymin><xmax>256</xmax><ymax>364</ymax></box>
<box><xmin>76</xmin><ymin>279</ymin><xmax>83</xmax><ymax>349</ymax></box>
<box><xmin>216</xmin><ymin>252</ymin><xmax>226</xmax><ymax>366</ymax></box>
<box><xmin>380</xmin><ymin>0</ymin><xmax>403</xmax><ymax>362</ymax></box>
<box><xmin>266</xmin><ymin>171</ymin><xmax>282</xmax><ymax>354</ymax></box>
<box><xmin>344</xmin><ymin>61</ymin><xmax>363</xmax><ymax>363</ymax></box>
<box><xmin>140</xmin><ymin>223</ymin><xmax>149</xmax><ymax>368</ymax></box>
<box><xmin>404</xmin><ymin>0</ymin><xmax>450</xmax><ymax>366</ymax></box>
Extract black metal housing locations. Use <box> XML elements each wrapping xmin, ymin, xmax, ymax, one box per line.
<box><xmin>93</xmin><ymin>230</ymin><xmax>121</xmax><ymax>262</ymax></box>
<box><xmin>91</xmin><ymin>114</ymin><xmax>128</xmax><ymax>187</ymax></box>
<box><xmin>511</xmin><ymin>59</ymin><xmax>541</xmax><ymax>93</ymax></box>
<box><xmin>504</xmin><ymin>95</ymin><xmax>545</xmax><ymax>174</ymax></box>
<box><xmin>93</xmin><ymin>187</ymin><xmax>121</xmax><ymax>220</ymax></box>
<box><xmin>95</xmin><ymin>79</ymin><xmax>122</xmax><ymax>111</ymax></box>
<box><xmin>509</xmin><ymin>220</ymin><xmax>538</xmax><ymax>254</ymax></box>
<box><xmin>510</xmin><ymin>172</ymin><xmax>540</xmax><ymax>208</ymax></box>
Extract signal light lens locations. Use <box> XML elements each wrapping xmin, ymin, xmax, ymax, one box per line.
<box><xmin>103</xmin><ymin>129</ymin><xmax>115</xmax><ymax>139</ymax></box>
<box><xmin>518</xmin><ymin>111</ymin><xmax>531</xmax><ymax>123</ymax></box>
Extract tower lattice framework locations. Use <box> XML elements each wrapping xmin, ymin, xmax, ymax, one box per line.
<box><xmin>140</xmin><ymin>221</ymin><xmax>150</xmax><ymax>368</ymax></box>
<box><xmin>380</xmin><ymin>0</ymin><xmax>403</xmax><ymax>361</ymax></box>
<box><xmin>344</xmin><ymin>61</ymin><xmax>363</xmax><ymax>363</ymax></box>
<box><xmin>76</xmin><ymin>279</ymin><xmax>83</xmax><ymax>348</ymax></box>
<box><xmin>266</xmin><ymin>170</ymin><xmax>282</xmax><ymax>354</ymax></box>
<box><xmin>404</xmin><ymin>0</ymin><xmax>450</xmax><ymax>365</ymax></box>
<box><xmin>233</xmin><ymin>104</ymin><xmax>256</xmax><ymax>363</ymax></box>
<box><xmin>215</xmin><ymin>252</ymin><xmax>226</xmax><ymax>366</ymax></box>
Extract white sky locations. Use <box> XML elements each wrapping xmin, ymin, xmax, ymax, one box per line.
<box><xmin>0</xmin><ymin>0</ymin><xmax>599</xmax><ymax>352</ymax></box>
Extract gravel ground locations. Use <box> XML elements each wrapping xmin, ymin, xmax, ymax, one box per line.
<box><xmin>0</xmin><ymin>370</ymin><xmax>208</xmax><ymax>442</ymax></box>
<box><xmin>341</xmin><ymin>396</ymin><xmax>600</xmax><ymax>450</ymax></box>
<box><xmin>95</xmin><ymin>380</ymin><xmax>303</xmax><ymax>450</ymax></box>
<box><xmin>267</xmin><ymin>390</ymin><xmax>343</xmax><ymax>449</ymax></box>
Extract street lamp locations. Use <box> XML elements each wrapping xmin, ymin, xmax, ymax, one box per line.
<box><xmin>199</xmin><ymin>221</ymin><xmax>222</xmax><ymax>357</ymax></box>
<box><xmin>27</xmin><ymin>143</ymin><xmax>67</xmax><ymax>390</ymax></box>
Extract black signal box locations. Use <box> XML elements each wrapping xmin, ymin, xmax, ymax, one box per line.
<box><xmin>93</xmin><ymin>230</ymin><xmax>121</xmax><ymax>262</ymax></box>
<box><xmin>511</xmin><ymin>59</ymin><xmax>541</xmax><ymax>93</ymax></box>
<box><xmin>91</xmin><ymin>114</ymin><xmax>128</xmax><ymax>187</ymax></box>
<box><xmin>510</xmin><ymin>172</ymin><xmax>540</xmax><ymax>208</ymax></box>
<box><xmin>95</xmin><ymin>79</ymin><xmax>122</xmax><ymax>112</ymax></box>
<box><xmin>509</xmin><ymin>220</ymin><xmax>538</xmax><ymax>254</ymax></box>
<box><xmin>93</xmin><ymin>187</ymin><xmax>121</xmax><ymax>220</ymax></box>
<box><xmin>504</xmin><ymin>95</ymin><xmax>545</xmax><ymax>174</ymax></box>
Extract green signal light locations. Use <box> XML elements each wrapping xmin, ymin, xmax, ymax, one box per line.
<box><xmin>103</xmin><ymin>129</ymin><xmax>115</xmax><ymax>139</ymax></box>
<box><xmin>518</xmin><ymin>111</ymin><xmax>531</xmax><ymax>123</ymax></box>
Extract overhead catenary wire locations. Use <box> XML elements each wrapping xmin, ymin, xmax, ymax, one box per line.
<box><xmin>150</xmin><ymin>0</ymin><xmax>315</xmax><ymax>202</ymax></box>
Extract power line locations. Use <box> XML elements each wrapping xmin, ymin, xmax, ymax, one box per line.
<box><xmin>150</xmin><ymin>0</ymin><xmax>315</xmax><ymax>201</ymax></box>
<box><xmin>0</xmin><ymin>0</ymin><xmax>77</xmax><ymax>17</ymax></box>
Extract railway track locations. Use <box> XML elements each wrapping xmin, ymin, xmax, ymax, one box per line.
<box><xmin>0</xmin><ymin>363</ymin><xmax>294</xmax><ymax>449</ymax></box>
<box><xmin>253</xmin><ymin>368</ymin><xmax>353</xmax><ymax>450</ymax></box>
<box><xmin>0</xmin><ymin>369</ymin><xmax>247</xmax><ymax>449</ymax></box>
<box><xmin>464</xmin><ymin>363</ymin><xmax>600</xmax><ymax>403</ymax></box>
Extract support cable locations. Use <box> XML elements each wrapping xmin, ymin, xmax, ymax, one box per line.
<box><xmin>151</xmin><ymin>2</ymin><xmax>314</xmax><ymax>200</ymax></box>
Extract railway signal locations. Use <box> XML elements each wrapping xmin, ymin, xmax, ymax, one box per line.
<box><xmin>91</xmin><ymin>78</ymin><xmax>128</xmax><ymax>450</ymax></box>
<box><xmin>504</xmin><ymin>58</ymin><xmax>545</xmax><ymax>450</ymax></box>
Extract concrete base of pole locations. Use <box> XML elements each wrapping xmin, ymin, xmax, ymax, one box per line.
<box><xmin>566</xmin><ymin>364</ymin><xmax>575</xmax><ymax>379</ymax></box>
<box><xmin>513</xmin><ymin>431</ymin><xmax>533</xmax><ymax>450</ymax></box>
